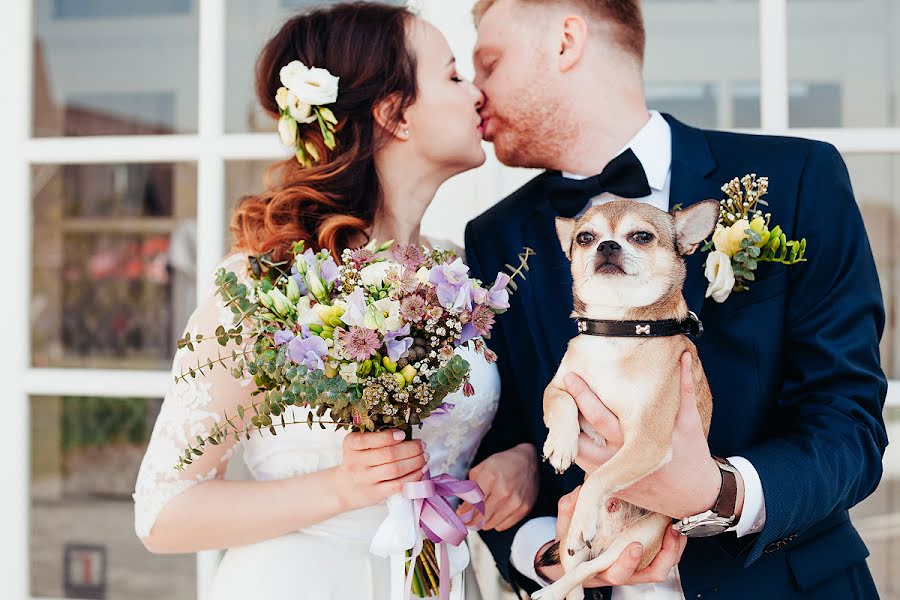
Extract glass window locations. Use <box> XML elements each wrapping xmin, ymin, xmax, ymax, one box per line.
<box><xmin>224</xmin><ymin>0</ymin><xmax>405</xmax><ymax>134</ymax></box>
<box><xmin>788</xmin><ymin>0</ymin><xmax>900</xmax><ymax>127</ymax></box>
<box><xmin>644</xmin><ymin>1</ymin><xmax>760</xmax><ymax>129</ymax></box>
<box><xmin>31</xmin><ymin>162</ymin><xmax>198</xmax><ymax>369</ymax></box>
<box><xmin>30</xmin><ymin>395</ymin><xmax>196</xmax><ymax>600</ymax></box>
<box><xmin>846</xmin><ymin>154</ymin><xmax>899</xmax><ymax>381</ymax></box>
<box><xmin>33</xmin><ymin>0</ymin><xmax>199</xmax><ymax>136</ymax></box>
<box><xmin>224</xmin><ymin>160</ymin><xmax>271</xmax><ymax>251</ymax></box>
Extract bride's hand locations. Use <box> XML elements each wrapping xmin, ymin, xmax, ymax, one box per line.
<box><xmin>336</xmin><ymin>430</ymin><xmax>428</xmax><ymax>511</ymax></box>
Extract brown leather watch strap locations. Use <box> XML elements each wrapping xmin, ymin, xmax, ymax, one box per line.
<box><xmin>712</xmin><ymin>457</ymin><xmax>738</xmax><ymax>518</ymax></box>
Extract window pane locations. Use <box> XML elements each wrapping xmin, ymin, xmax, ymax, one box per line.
<box><xmin>788</xmin><ymin>0</ymin><xmax>900</xmax><ymax>127</ymax></box>
<box><xmin>846</xmin><ymin>154</ymin><xmax>899</xmax><ymax>380</ymax></box>
<box><xmin>33</xmin><ymin>0</ymin><xmax>199</xmax><ymax>136</ymax></box>
<box><xmin>852</xmin><ymin>407</ymin><xmax>900</xmax><ymax>599</ymax></box>
<box><xmin>644</xmin><ymin>1</ymin><xmax>760</xmax><ymax>129</ymax></box>
<box><xmin>31</xmin><ymin>395</ymin><xmax>195</xmax><ymax>599</ymax></box>
<box><xmin>224</xmin><ymin>0</ymin><xmax>405</xmax><ymax>134</ymax></box>
<box><xmin>224</xmin><ymin>160</ymin><xmax>271</xmax><ymax>251</ymax></box>
<box><xmin>31</xmin><ymin>163</ymin><xmax>198</xmax><ymax>369</ymax></box>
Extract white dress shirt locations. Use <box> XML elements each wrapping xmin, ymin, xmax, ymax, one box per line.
<box><xmin>509</xmin><ymin>110</ymin><xmax>766</xmax><ymax>599</ymax></box>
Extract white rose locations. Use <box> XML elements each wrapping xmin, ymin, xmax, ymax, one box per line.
<box><xmin>280</xmin><ymin>60</ymin><xmax>339</xmax><ymax>106</ymax></box>
<box><xmin>279</xmin><ymin>60</ymin><xmax>310</xmax><ymax>92</ymax></box>
<box><xmin>359</xmin><ymin>262</ymin><xmax>396</xmax><ymax>288</ymax></box>
<box><xmin>704</xmin><ymin>251</ymin><xmax>735</xmax><ymax>303</ymax></box>
<box><xmin>278</xmin><ymin>115</ymin><xmax>298</xmax><ymax>146</ymax></box>
<box><xmin>339</xmin><ymin>362</ymin><xmax>359</xmax><ymax>385</ymax></box>
<box><xmin>415</xmin><ymin>267</ymin><xmax>431</xmax><ymax>285</ymax></box>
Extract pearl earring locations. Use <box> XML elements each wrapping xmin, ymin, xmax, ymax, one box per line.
<box><xmin>403</xmin><ymin>129</ymin><xmax>410</xmax><ymax>137</ymax></box>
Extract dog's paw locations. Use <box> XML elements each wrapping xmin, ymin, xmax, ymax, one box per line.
<box><xmin>543</xmin><ymin>420</ymin><xmax>580</xmax><ymax>474</ymax></box>
<box><xmin>565</xmin><ymin>502</ymin><xmax>600</xmax><ymax>556</ymax></box>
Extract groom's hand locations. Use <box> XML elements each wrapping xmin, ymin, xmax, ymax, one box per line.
<box><xmin>459</xmin><ymin>443</ymin><xmax>538</xmax><ymax>531</ymax></box>
<box><xmin>536</xmin><ymin>486</ymin><xmax>688</xmax><ymax>587</ymax></box>
<box><xmin>565</xmin><ymin>352</ymin><xmax>731</xmax><ymax>520</ymax></box>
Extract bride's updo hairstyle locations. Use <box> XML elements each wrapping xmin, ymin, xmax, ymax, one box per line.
<box><xmin>231</xmin><ymin>2</ymin><xmax>418</xmax><ymax>262</ymax></box>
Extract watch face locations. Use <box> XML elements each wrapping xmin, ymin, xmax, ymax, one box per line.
<box><xmin>682</xmin><ymin>522</ymin><xmax>728</xmax><ymax>538</ymax></box>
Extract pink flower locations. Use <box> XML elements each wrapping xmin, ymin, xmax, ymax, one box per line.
<box><xmin>400</xmin><ymin>294</ymin><xmax>427</xmax><ymax>323</ymax></box>
<box><xmin>470</xmin><ymin>304</ymin><xmax>495</xmax><ymax>337</ymax></box>
<box><xmin>340</xmin><ymin>327</ymin><xmax>381</xmax><ymax>362</ymax></box>
<box><xmin>392</xmin><ymin>243</ymin><xmax>426</xmax><ymax>270</ymax></box>
<box><xmin>463</xmin><ymin>381</ymin><xmax>475</xmax><ymax>397</ymax></box>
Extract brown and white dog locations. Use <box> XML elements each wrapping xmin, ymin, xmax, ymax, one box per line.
<box><xmin>533</xmin><ymin>199</ymin><xmax>720</xmax><ymax>600</ymax></box>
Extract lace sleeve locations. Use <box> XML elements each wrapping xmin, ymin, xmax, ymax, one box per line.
<box><xmin>133</xmin><ymin>254</ymin><xmax>254</xmax><ymax>540</ymax></box>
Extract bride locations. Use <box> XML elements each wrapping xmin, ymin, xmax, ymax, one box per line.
<box><xmin>133</xmin><ymin>2</ymin><xmax>536</xmax><ymax>598</ymax></box>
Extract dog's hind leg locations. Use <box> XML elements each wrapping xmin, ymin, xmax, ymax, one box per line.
<box><xmin>533</xmin><ymin>512</ymin><xmax>671</xmax><ymax>600</ymax></box>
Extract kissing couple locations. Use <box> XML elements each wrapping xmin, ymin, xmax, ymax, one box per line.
<box><xmin>134</xmin><ymin>2</ymin><xmax>887</xmax><ymax>599</ymax></box>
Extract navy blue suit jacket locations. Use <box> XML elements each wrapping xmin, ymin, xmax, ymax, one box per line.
<box><xmin>464</xmin><ymin>114</ymin><xmax>888</xmax><ymax>598</ymax></box>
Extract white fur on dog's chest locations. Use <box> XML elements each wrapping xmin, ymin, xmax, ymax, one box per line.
<box><xmin>560</xmin><ymin>335</ymin><xmax>661</xmax><ymax>423</ymax></box>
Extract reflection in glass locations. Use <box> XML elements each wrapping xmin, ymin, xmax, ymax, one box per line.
<box><xmin>31</xmin><ymin>163</ymin><xmax>198</xmax><ymax>369</ymax></box>
<box><xmin>788</xmin><ymin>0</ymin><xmax>900</xmax><ymax>127</ymax></box>
<box><xmin>644</xmin><ymin>1</ymin><xmax>759</xmax><ymax>129</ymax></box>
<box><xmin>224</xmin><ymin>0</ymin><xmax>405</xmax><ymax>133</ymax></box>
<box><xmin>31</xmin><ymin>395</ymin><xmax>195</xmax><ymax>600</ymax></box>
<box><xmin>32</xmin><ymin>0</ymin><xmax>199</xmax><ymax>136</ymax></box>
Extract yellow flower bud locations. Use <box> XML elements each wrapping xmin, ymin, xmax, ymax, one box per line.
<box><xmin>324</xmin><ymin>364</ymin><xmax>338</xmax><ymax>378</ymax></box>
<box><xmin>749</xmin><ymin>216</ymin><xmax>771</xmax><ymax>247</ymax></box>
<box><xmin>382</xmin><ymin>357</ymin><xmax>398</xmax><ymax>373</ymax></box>
<box><xmin>401</xmin><ymin>365</ymin><xmax>417</xmax><ymax>385</ymax></box>
<box><xmin>393</xmin><ymin>373</ymin><xmax>407</xmax><ymax>388</ymax></box>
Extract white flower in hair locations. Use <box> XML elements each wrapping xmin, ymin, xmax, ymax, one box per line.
<box><xmin>275</xmin><ymin>60</ymin><xmax>340</xmax><ymax>165</ymax></box>
<box><xmin>279</xmin><ymin>60</ymin><xmax>339</xmax><ymax>106</ymax></box>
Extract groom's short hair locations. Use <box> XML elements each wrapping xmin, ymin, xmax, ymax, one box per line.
<box><xmin>473</xmin><ymin>0</ymin><xmax>645</xmax><ymax>62</ymax></box>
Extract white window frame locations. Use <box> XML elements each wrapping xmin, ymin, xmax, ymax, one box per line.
<box><xmin>1</xmin><ymin>0</ymin><xmax>897</xmax><ymax>599</ymax></box>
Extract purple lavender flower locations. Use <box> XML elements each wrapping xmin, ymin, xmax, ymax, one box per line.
<box><xmin>290</xmin><ymin>263</ymin><xmax>309</xmax><ymax>296</ymax></box>
<box><xmin>319</xmin><ymin>254</ymin><xmax>340</xmax><ymax>284</ymax></box>
<box><xmin>274</xmin><ymin>329</ymin><xmax>295</xmax><ymax>346</ymax></box>
<box><xmin>429</xmin><ymin>258</ymin><xmax>473</xmax><ymax>311</ymax></box>
<box><xmin>424</xmin><ymin>402</ymin><xmax>456</xmax><ymax>427</ymax></box>
<box><xmin>383</xmin><ymin>324</ymin><xmax>414</xmax><ymax>362</ymax></box>
<box><xmin>287</xmin><ymin>329</ymin><xmax>329</xmax><ymax>371</ymax></box>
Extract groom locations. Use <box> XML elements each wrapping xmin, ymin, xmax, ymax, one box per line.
<box><xmin>463</xmin><ymin>0</ymin><xmax>888</xmax><ymax>598</ymax></box>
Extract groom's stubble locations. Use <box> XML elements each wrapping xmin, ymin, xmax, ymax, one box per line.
<box><xmin>487</xmin><ymin>53</ymin><xmax>580</xmax><ymax>171</ymax></box>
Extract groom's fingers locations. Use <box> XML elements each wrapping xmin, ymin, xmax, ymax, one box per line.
<box><xmin>565</xmin><ymin>374</ymin><xmax>624</xmax><ymax>446</ymax></box>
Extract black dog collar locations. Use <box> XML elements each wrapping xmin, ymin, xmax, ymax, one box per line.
<box><xmin>575</xmin><ymin>311</ymin><xmax>704</xmax><ymax>338</ymax></box>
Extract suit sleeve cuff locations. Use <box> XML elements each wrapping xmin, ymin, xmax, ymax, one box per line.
<box><xmin>727</xmin><ymin>455</ymin><xmax>766</xmax><ymax>537</ymax></box>
<box><xmin>510</xmin><ymin>516</ymin><xmax>557</xmax><ymax>587</ymax></box>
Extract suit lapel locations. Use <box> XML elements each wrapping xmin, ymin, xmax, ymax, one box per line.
<box><xmin>664</xmin><ymin>114</ymin><xmax>722</xmax><ymax>316</ymax></box>
<box><xmin>521</xmin><ymin>179</ymin><xmax>578</xmax><ymax>374</ymax></box>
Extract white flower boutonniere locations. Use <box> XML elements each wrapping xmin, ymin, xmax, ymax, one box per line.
<box><xmin>701</xmin><ymin>174</ymin><xmax>808</xmax><ymax>303</ymax></box>
<box><xmin>275</xmin><ymin>60</ymin><xmax>340</xmax><ymax>167</ymax></box>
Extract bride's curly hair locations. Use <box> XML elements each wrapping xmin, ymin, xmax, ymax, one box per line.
<box><xmin>231</xmin><ymin>2</ymin><xmax>418</xmax><ymax>263</ymax></box>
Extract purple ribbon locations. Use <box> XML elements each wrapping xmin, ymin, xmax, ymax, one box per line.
<box><xmin>402</xmin><ymin>470</ymin><xmax>485</xmax><ymax>600</ymax></box>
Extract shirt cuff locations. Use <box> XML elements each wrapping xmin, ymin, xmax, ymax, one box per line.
<box><xmin>727</xmin><ymin>455</ymin><xmax>766</xmax><ymax>537</ymax></box>
<box><xmin>510</xmin><ymin>516</ymin><xmax>557</xmax><ymax>587</ymax></box>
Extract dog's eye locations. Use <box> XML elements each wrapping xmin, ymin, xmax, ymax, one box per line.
<box><xmin>576</xmin><ymin>232</ymin><xmax>595</xmax><ymax>246</ymax></box>
<box><xmin>632</xmin><ymin>231</ymin><xmax>655</xmax><ymax>244</ymax></box>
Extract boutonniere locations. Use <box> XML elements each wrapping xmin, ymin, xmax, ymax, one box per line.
<box><xmin>701</xmin><ymin>174</ymin><xmax>807</xmax><ymax>303</ymax></box>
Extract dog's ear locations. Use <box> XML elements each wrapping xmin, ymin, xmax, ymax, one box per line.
<box><xmin>555</xmin><ymin>217</ymin><xmax>577</xmax><ymax>259</ymax></box>
<box><xmin>672</xmin><ymin>200</ymin><xmax>719</xmax><ymax>255</ymax></box>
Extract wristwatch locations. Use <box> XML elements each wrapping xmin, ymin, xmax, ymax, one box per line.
<box><xmin>672</xmin><ymin>456</ymin><xmax>739</xmax><ymax>537</ymax></box>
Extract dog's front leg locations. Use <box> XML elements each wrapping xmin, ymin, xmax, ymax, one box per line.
<box><xmin>564</xmin><ymin>430</ymin><xmax>673</xmax><ymax>555</ymax></box>
<box><xmin>543</xmin><ymin>376</ymin><xmax>581</xmax><ymax>474</ymax></box>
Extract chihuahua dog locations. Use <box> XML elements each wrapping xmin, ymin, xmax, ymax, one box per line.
<box><xmin>533</xmin><ymin>199</ymin><xmax>720</xmax><ymax>600</ymax></box>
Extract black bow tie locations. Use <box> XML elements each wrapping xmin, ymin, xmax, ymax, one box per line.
<box><xmin>545</xmin><ymin>148</ymin><xmax>652</xmax><ymax>218</ymax></box>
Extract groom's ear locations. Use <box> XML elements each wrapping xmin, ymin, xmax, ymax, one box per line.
<box><xmin>555</xmin><ymin>217</ymin><xmax>577</xmax><ymax>260</ymax></box>
<box><xmin>558</xmin><ymin>15</ymin><xmax>588</xmax><ymax>73</ymax></box>
<box><xmin>372</xmin><ymin>93</ymin><xmax>408</xmax><ymax>141</ymax></box>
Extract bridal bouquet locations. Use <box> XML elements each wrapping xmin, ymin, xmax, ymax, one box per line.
<box><xmin>174</xmin><ymin>239</ymin><xmax>514</xmax><ymax>599</ymax></box>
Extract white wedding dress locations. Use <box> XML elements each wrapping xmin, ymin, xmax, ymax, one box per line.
<box><xmin>133</xmin><ymin>250</ymin><xmax>500</xmax><ymax>600</ymax></box>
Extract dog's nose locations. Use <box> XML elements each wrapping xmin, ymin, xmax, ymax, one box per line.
<box><xmin>597</xmin><ymin>240</ymin><xmax>621</xmax><ymax>256</ymax></box>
